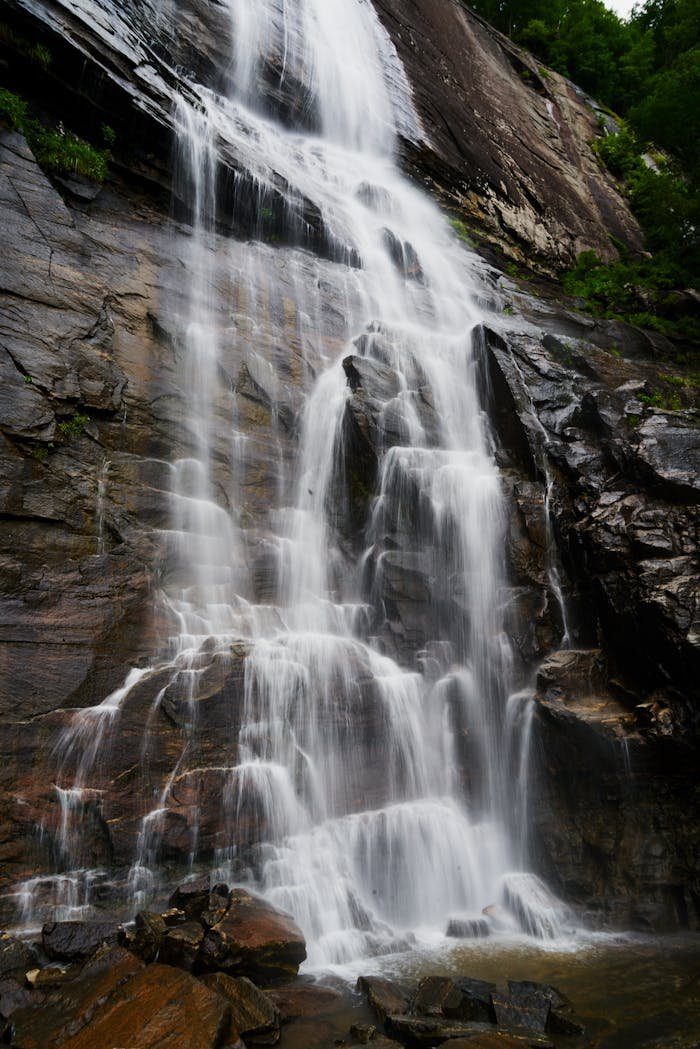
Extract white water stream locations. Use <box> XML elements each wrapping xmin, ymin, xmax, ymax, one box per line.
<box><xmin>15</xmin><ymin>0</ymin><xmax>571</xmax><ymax>964</ymax></box>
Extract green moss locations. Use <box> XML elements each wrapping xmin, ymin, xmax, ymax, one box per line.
<box><xmin>448</xmin><ymin>216</ymin><xmax>476</xmax><ymax>246</ymax></box>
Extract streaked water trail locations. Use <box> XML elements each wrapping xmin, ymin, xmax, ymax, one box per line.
<box><xmin>15</xmin><ymin>0</ymin><xmax>573</xmax><ymax>960</ymax></box>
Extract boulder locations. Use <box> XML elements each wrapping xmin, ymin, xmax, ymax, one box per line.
<box><xmin>55</xmin><ymin>963</ymin><xmax>231</xmax><ymax>1049</ymax></box>
<box><xmin>127</xmin><ymin>911</ymin><xmax>168</xmax><ymax>963</ymax></box>
<box><xmin>198</xmin><ymin>889</ymin><xmax>306</xmax><ymax>982</ymax></box>
<box><xmin>446</xmin><ymin>917</ymin><xmax>491</xmax><ymax>939</ymax></box>
<box><xmin>201</xmin><ymin>972</ymin><xmax>280</xmax><ymax>1044</ymax></box>
<box><xmin>386</xmin><ymin>1014</ymin><xmax>499</xmax><ymax>1043</ymax></box>
<box><xmin>0</xmin><ymin>934</ymin><xmax>37</xmax><ymax>978</ymax></box>
<box><xmin>267</xmin><ymin>982</ymin><xmax>342</xmax><ymax>1021</ymax></box>
<box><xmin>0</xmin><ymin>976</ymin><xmax>33</xmax><ymax>1019</ymax></box>
<box><xmin>159</xmin><ymin>921</ymin><xmax>205</xmax><ymax>972</ymax></box>
<box><xmin>453</xmin><ymin>978</ymin><xmax>498</xmax><ymax>1023</ymax></box>
<box><xmin>9</xmin><ymin>946</ymin><xmax>143</xmax><ymax>1048</ymax></box>
<box><xmin>492</xmin><ymin>992</ymin><xmax>550</xmax><ymax>1034</ymax></box>
<box><xmin>357</xmin><ymin>975</ymin><xmax>411</xmax><ymax>1023</ymax></box>
<box><xmin>169</xmin><ymin>875</ymin><xmax>230</xmax><ymax>920</ymax></box>
<box><xmin>41</xmin><ymin>920</ymin><xmax>122</xmax><ymax>961</ymax></box>
<box><xmin>350</xmin><ymin>1022</ymin><xmax>378</xmax><ymax>1044</ymax></box>
<box><xmin>506</xmin><ymin>982</ymin><xmax>583</xmax><ymax>1035</ymax></box>
<box><xmin>410</xmin><ymin>976</ymin><xmax>464</xmax><ymax>1017</ymax></box>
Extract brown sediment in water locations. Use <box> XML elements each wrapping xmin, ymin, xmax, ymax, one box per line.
<box><xmin>281</xmin><ymin>936</ymin><xmax>700</xmax><ymax>1049</ymax></box>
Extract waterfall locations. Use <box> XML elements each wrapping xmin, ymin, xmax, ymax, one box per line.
<box><xmin>14</xmin><ymin>0</ymin><xmax>570</xmax><ymax>959</ymax></box>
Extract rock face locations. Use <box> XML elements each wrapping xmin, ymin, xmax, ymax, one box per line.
<box><xmin>0</xmin><ymin>0</ymin><xmax>696</xmax><ymax>941</ymax></box>
<box><xmin>478</xmin><ymin>308</ymin><xmax>699</xmax><ymax>927</ymax></box>
<box><xmin>374</xmin><ymin>0</ymin><xmax>644</xmax><ymax>273</ymax></box>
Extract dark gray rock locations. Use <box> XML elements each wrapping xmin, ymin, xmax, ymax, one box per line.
<box><xmin>446</xmin><ymin>917</ymin><xmax>491</xmax><ymax>939</ymax></box>
<box><xmin>0</xmin><ymin>934</ymin><xmax>37</xmax><ymax>978</ymax></box>
<box><xmin>159</xmin><ymin>921</ymin><xmax>205</xmax><ymax>972</ymax></box>
<box><xmin>41</xmin><ymin>920</ymin><xmax>122</xmax><ymax>961</ymax></box>
<box><xmin>492</xmin><ymin>991</ymin><xmax>550</xmax><ymax>1034</ymax></box>
<box><xmin>357</xmin><ymin>975</ymin><xmax>410</xmax><ymax>1023</ymax></box>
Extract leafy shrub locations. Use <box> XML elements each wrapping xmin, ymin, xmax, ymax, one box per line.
<box><xmin>58</xmin><ymin>412</ymin><xmax>90</xmax><ymax>438</ymax></box>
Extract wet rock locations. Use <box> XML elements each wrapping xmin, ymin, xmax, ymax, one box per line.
<box><xmin>267</xmin><ymin>982</ymin><xmax>342</xmax><ymax>1021</ymax></box>
<box><xmin>537</xmin><ymin>650</ymin><xmax>607</xmax><ymax>699</ymax></box>
<box><xmin>357</xmin><ymin>975</ymin><xmax>411</xmax><ymax>1023</ymax></box>
<box><xmin>446</xmin><ymin>917</ymin><xmax>491</xmax><ymax>939</ymax></box>
<box><xmin>440</xmin><ymin>1031</ymin><xmax>554</xmax><ymax>1048</ymax></box>
<box><xmin>56</xmin><ymin>963</ymin><xmax>231</xmax><ymax>1049</ymax></box>
<box><xmin>199</xmin><ymin>889</ymin><xmax>306</xmax><ymax>983</ymax></box>
<box><xmin>633</xmin><ymin>412</ymin><xmax>700</xmax><ymax>498</ymax></box>
<box><xmin>0</xmin><ymin>934</ymin><xmax>36</xmax><ymax>978</ymax></box>
<box><xmin>0</xmin><ymin>976</ymin><xmax>33</xmax><ymax>1018</ymax></box>
<box><xmin>201</xmin><ymin>972</ymin><xmax>280</xmax><ymax>1044</ymax></box>
<box><xmin>159</xmin><ymin>920</ymin><xmax>205</xmax><ymax>972</ymax></box>
<box><xmin>9</xmin><ymin>946</ymin><xmax>143</xmax><ymax>1048</ymax></box>
<box><xmin>25</xmin><ymin>966</ymin><xmax>74</xmax><ymax>989</ymax></box>
<box><xmin>492</xmin><ymin>990</ymin><xmax>550</xmax><ymax>1034</ymax></box>
<box><xmin>500</xmin><ymin>873</ymin><xmax>569</xmax><ymax>939</ymax></box>
<box><xmin>127</xmin><ymin>911</ymin><xmax>168</xmax><ymax>962</ymax></box>
<box><xmin>168</xmin><ymin>876</ymin><xmax>230</xmax><ymax>920</ymax></box>
<box><xmin>41</xmin><ymin>920</ymin><xmax>122</xmax><ymax>961</ymax></box>
<box><xmin>452</xmin><ymin>978</ymin><xmax>498</xmax><ymax>1023</ymax></box>
<box><xmin>410</xmin><ymin>976</ymin><xmax>464</xmax><ymax>1017</ymax></box>
<box><xmin>386</xmin><ymin>1014</ymin><xmax>498</xmax><ymax>1044</ymax></box>
<box><xmin>360</xmin><ymin>1041</ymin><xmax>404</xmax><ymax>1049</ymax></box>
<box><xmin>350</xmin><ymin>1021</ymin><xmax>378</xmax><ymax>1043</ymax></box>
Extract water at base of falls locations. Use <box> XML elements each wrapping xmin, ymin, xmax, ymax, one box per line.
<box><xmin>12</xmin><ymin>0</ymin><xmax>574</xmax><ymax>964</ymax></box>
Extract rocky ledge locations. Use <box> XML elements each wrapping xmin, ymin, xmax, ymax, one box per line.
<box><xmin>1</xmin><ymin>878</ymin><xmax>310</xmax><ymax>1047</ymax></box>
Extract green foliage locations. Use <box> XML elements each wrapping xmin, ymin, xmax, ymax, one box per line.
<box><xmin>0</xmin><ymin>87</ymin><xmax>28</xmax><ymax>128</ymax></box>
<box><xmin>562</xmin><ymin>250</ymin><xmax>700</xmax><ymax>344</ymax></box>
<box><xmin>0</xmin><ymin>22</ymin><xmax>52</xmax><ymax>69</ymax></box>
<box><xmin>30</xmin><ymin>125</ymin><xmax>108</xmax><ymax>182</ymax></box>
<box><xmin>0</xmin><ymin>88</ymin><xmax>108</xmax><ymax>182</ymax></box>
<box><xmin>593</xmin><ymin>121</ymin><xmax>644</xmax><ymax>181</ymax></box>
<box><xmin>638</xmin><ymin>388</ymin><xmax>682</xmax><ymax>410</ymax></box>
<box><xmin>58</xmin><ymin>412</ymin><xmax>90</xmax><ymax>438</ymax></box>
<box><xmin>465</xmin><ymin>0</ymin><xmax>700</xmax><ymax>180</ymax></box>
<box><xmin>100</xmin><ymin>123</ymin><xmax>116</xmax><ymax>148</ymax></box>
<box><xmin>31</xmin><ymin>43</ymin><xmax>52</xmax><ymax>69</ymax></box>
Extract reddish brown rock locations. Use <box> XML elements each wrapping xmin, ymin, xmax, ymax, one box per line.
<box><xmin>199</xmin><ymin>889</ymin><xmax>306</xmax><ymax>983</ymax></box>
<box><xmin>58</xmin><ymin>964</ymin><xmax>231</xmax><ymax>1049</ymax></box>
<box><xmin>9</xmin><ymin>946</ymin><xmax>143</xmax><ymax>1048</ymax></box>
<box><xmin>201</xmin><ymin>972</ymin><xmax>280</xmax><ymax>1044</ymax></box>
<box><xmin>267</xmin><ymin>982</ymin><xmax>342</xmax><ymax>1022</ymax></box>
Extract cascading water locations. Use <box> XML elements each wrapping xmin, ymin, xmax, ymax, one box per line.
<box><xmin>15</xmin><ymin>0</ymin><xmax>571</xmax><ymax>960</ymax></box>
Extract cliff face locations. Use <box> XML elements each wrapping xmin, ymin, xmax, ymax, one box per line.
<box><xmin>0</xmin><ymin>0</ymin><xmax>697</xmax><ymax>933</ymax></box>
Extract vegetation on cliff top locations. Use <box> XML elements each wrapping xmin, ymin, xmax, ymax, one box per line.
<box><xmin>467</xmin><ymin>0</ymin><xmax>699</xmax><ymax>346</ymax></box>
